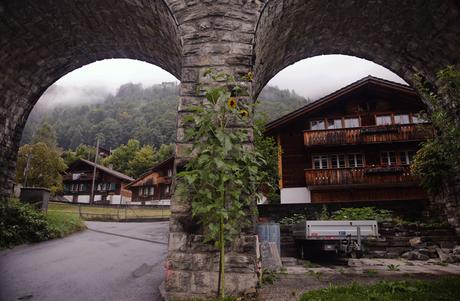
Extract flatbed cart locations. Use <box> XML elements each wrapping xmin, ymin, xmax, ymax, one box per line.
<box><xmin>292</xmin><ymin>220</ymin><xmax>379</xmax><ymax>258</ymax></box>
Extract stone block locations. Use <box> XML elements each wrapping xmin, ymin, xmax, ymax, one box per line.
<box><xmin>168</xmin><ymin>252</ymin><xmax>193</xmax><ymax>270</ymax></box>
<box><xmin>165</xmin><ymin>270</ymin><xmax>192</xmax><ymax>293</ymax></box>
<box><xmin>168</xmin><ymin>232</ymin><xmax>188</xmax><ymax>252</ymax></box>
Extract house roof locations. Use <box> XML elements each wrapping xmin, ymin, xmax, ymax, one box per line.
<box><xmin>125</xmin><ymin>156</ymin><xmax>175</xmax><ymax>188</ymax></box>
<box><xmin>78</xmin><ymin>158</ymin><xmax>134</xmax><ymax>182</ymax></box>
<box><xmin>264</xmin><ymin>76</ymin><xmax>417</xmax><ymax>134</ymax></box>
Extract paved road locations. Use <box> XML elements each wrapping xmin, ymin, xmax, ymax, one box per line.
<box><xmin>0</xmin><ymin>221</ymin><xmax>169</xmax><ymax>301</ymax></box>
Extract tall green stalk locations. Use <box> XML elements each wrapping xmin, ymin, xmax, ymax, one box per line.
<box><xmin>176</xmin><ymin>70</ymin><xmax>269</xmax><ymax>298</ymax></box>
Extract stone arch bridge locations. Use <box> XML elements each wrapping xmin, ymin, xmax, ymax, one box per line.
<box><xmin>1</xmin><ymin>0</ymin><xmax>459</xmax><ymax>298</ymax></box>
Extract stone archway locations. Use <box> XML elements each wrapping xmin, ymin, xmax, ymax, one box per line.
<box><xmin>253</xmin><ymin>0</ymin><xmax>460</xmax><ymax>97</ymax></box>
<box><xmin>0</xmin><ymin>0</ymin><xmax>182</xmax><ymax>198</ymax></box>
<box><xmin>1</xmin><ymin>0</ymin><xmax>459</xmax><ymax>299</ymax></box>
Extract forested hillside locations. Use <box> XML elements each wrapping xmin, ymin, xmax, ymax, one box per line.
<box><xmin>22</xmin><ymin>82</ymin><xmax>309</xmax><ymax>150</ymax></box>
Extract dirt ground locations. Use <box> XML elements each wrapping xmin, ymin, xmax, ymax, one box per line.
<box><xmin>258</xmin><ymin>258</ymin><xmax>460</xmax><ymax>301</ymax></box>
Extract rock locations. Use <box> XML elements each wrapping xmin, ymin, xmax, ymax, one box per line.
<box><xmin>446</xmin><ymin>254</ymin><xmax>460</xmax><ymax>264</ymax></box>
<box><xmin>401</xmin><ymin>251</ymin><xmax>429</xmax><ymax>261</ymax></box>
<box><xmin>409</xmin><ymin>237</ymin><xmax>423</xmax><ymax>247</ymax></box>
<box><xmin>436</xmin><ymin>248</ymin><xmax>449</xmax><ymax>262</ymax></box>
<box><xmin>418</xmin><ymin>248</ymin><xmax>430</xmax><ymax>257</ymax></box>
<box><xmin>281</xmin><ymin>257</ymin><xmax>298</xmax><ymax>267</ymax></box>
<box><xmin>453</xmin><ymin>246</ymin><xmax>460</xmax><ymax>255</ymax></box>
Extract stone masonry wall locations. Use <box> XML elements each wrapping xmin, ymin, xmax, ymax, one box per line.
<box><xmin>163</xmin><ymin>0</ymin><xmax>265</xmax><ymax>298</ymax></box>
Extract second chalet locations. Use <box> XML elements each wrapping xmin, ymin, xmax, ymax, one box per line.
<box><xmin>265</xmin><ymin>76</ymin><xmax>433</xmax><ymax>205</ymax></box>
<box><xmin>126</xmin><ymin>156</ymin><xmax>174</xmax><ymax>205</ymax></box>
<box><xmin>62</xmin><ymin>158</ymin><xmax>134</xmax><ymax>204</ymax></box>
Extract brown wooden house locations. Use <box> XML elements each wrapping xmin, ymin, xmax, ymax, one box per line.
<box><xmin>126</xmin><ymin>156</ymin><xmax>174</xmax><ymax>205</ymax></box>
<box><xmin>264</xmin><ymin>76</ymin><xmax>433</xmax><ymax>204</ymax></box>
<box><xmin>62</xmin><ymin>158</ymin><xmax>133</xmax><ymax>204</ymax></box>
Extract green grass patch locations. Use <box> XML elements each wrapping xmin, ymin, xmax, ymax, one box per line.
<box><xmin>300</xmin><ymin>277</ymin><xmax>460</xmax><ymax>301</ymax></box>
<box><xmin>48</xmin><ymin>202</ymin><xmax>170</xmax><ymax>220</ymax></box>
<box><xmin>45</xmin><ymin>211</ymin><xmax>86</xmax><ymax>238</ymax></box>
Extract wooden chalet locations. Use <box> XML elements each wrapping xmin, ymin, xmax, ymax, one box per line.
<box><xmin>62</xmin><ymin>158</ymin><xmax>133</xmax><ymax>204</ymax></box>
<box><xmin>126</xmin><ymin>156</ymin><xmax>174</xmax><ymax>205</ymax></box>
<box><xmin>265</xmin><ymin>76</ymin><xmax>433</xmax><ymax>204</ymax></box>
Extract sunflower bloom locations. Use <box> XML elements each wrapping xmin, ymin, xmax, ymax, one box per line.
<box><xmin>239</xmin><ymin>109</ymin><xmax>249</xmax><ymax>118</ymax></box>
<box><xmin>227</xmin><ymin>97</ymin><xmax>237</xmax><ymax>109</ymax></box>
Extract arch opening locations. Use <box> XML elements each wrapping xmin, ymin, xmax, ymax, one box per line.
<box><xmin>0</xmin><ymin>0</ymin><xmax>182</xmax><ymax>198</ymax></box>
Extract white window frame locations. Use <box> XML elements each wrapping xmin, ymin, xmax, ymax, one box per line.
<box><xmin>400</xmin><ymin>150</ymin><xmax>415</xmax><ymax>165</ymax></box>
<box><xmin>376</xmin><ymin>115</ymin><xmax>392</xmax><ymax>125</ymax></box>
<box><xmin>310</xmin><ymin>120</ymin><xmax>326</xmax><ymax>130</ymax></box>
<box><xmin>394</xmin><ymin>114</ymin><xmax>410</xmax><ymax>124</ymax></box>
<box><xmin>312</xmin><ymin>155</ymin><xmax>328</xmax><ymax>169</ymax></box>
<box><xmin>381</xmin><ymin>151</ymin><xmax>397</xmax><ymax>166</ymax></box>
<box><xmin>348</xmin><ymin>153</ymin><xmax>364</xmax><ymax>168</ymax></box>
<box><xmin>329</xmin><ymin>154</ymin><xmax>346</xmax><ymax>168</ymax></box>
<box><xmin>326</xmin><ymin>118</ymin><xmax>343</xmax><ymax>129</ymax></box>
<box><xmin>343</xmin><ymin>117</ymin><xmax>360</xmax><ymax>128</ymax></box>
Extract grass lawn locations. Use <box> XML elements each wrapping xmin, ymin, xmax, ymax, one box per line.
<box><xmin>48</xmin><ymin>202</ymin><xmax>170</xmax><ymax>221</ymax></box>
<box><xmin>45</xmin><ymin>211</ymin><xmax>86</xmax><ymax>238</ymax></box>
<box><xmin>300</xmin><ymin>277</ymin><xmax>460</xmax><ymax>301</ymax></box>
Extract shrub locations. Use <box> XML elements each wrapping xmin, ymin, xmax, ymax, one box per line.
<box><xmin>0</xmin><ymin>199</ymin><xmax>86</xmax><ymax>249</ymax></box>
<box><xmin>330</xmin><ymin>207</ymin><xmax>392</xmax><ymax>221</ymax></box>
<box><xmin>0</xmin><ymin>199</ymin><xmax>52</xmax><ymax>248</ymax></box>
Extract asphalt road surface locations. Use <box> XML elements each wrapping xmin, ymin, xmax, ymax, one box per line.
<box><xmin>0</xmin><ymin>221</ymin><xmax>169</xmax><ymax>301</ymax></box>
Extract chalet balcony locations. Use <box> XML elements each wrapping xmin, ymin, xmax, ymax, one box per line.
<box><xmin>305</xmin><ymin>166</ymin><xmax>420</xmax><ymax>189</ymax></box>
<box><xmin>303</xmin><ymin>124</ymin><xmax>432</xmax><ymax>147</ymax></box>
<box><xmin>62</xmin><ymin>172</ymin><xmax>100</xmax><ymax>181</ymax></box>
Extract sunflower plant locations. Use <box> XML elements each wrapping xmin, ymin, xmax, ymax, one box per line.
<box><xmin>176</xmin><ymin>69</ymin><xmax>268</xmax><ymax>298</ymax></box>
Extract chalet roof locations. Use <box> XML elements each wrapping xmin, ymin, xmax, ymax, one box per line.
<box><xmin>264</xmin><ymin>75</ymin><xmax>417</xmax><ymax>134</ymax></box>
<box><xmin>78</xmin><ymin>158</ymin><xmax>134</xmax><ymax>182</ymax></box>
<box><xmin>125</xmin><ymin>156</ymin><xmax>175</xmax><ymax>188</ymax></box>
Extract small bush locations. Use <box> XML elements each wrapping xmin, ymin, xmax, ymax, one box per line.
<box><xmin>0</xmin><ymin>199</ymin><xmax>52</xmax><ymax>248</ymax></box>
<box><xmin>0</xmin><ymin>199</ymin><xmax>85</xmax><ymax>249</ymax></box>
<box><xmin>330</xmin><ymin>207</ymin><xmax>392</xmax><ymax>221</ymax></box>
<box><xmin>279</xmin><ymin>213</ymin><xmax>306</xmax><ymax>225</ymax></box>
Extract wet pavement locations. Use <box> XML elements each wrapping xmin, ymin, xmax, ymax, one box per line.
<box><xmin>0</xmin><ymin>221</ymin><xmax>169</xmax><ymax>301</ymax></box>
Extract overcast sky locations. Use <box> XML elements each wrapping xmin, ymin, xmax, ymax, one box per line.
<box><xmin>44</xmin><ymin>55</ymin><xmax>406</xmax><ymax>105</ymax></box>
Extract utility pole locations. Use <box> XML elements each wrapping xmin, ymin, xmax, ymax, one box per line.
<box><xmin>90</xmin><ymin>137</ymin><xmax>100</xmax><ymax>205</ymax></box>
<box><xmin>23</xmin><ymin>152</ymin><xmax>32</xmax><ymax>187</ymax></box>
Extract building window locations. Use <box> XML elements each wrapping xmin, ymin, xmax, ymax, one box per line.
<box><xmin>310</xmin><ymin>120</ymin><xmax>325</xmax><ymax>130</ymax></box>
<box><xmin>394</xmin><ymin>114</ymin><xmax>410</xmax><ymax>124</ymax></box>
<box><xmin>344</xmin><ymin>117</ymin><xmax>360</xmax><ymax>128</ymax></box>
<box><xmin>167</xmin><ymin>169</ymin><xmax>172</xmax><ymax>177</ymax></box>
<box><xmin>330</xmin><ymin>154</ymin><xmax>346</xmax><ymax>168</ymax></box>
<box><xmin>326</xmin><ymin>118</ymin><xmax>342</xmax><ymax>129</ymax></box>
<box><xmin>149</xmin><ymin>186</ymin><xmax>154</xmax><ymax>195</ymax></box>
<box><xmin>348</xmin><ymin>153</ymin><xmax>364</xmax><ymax>168</ymax></box>
<box><xmin>376</xmin><ymin>115</ymin><xmax>392</xmax><ymax>125</ymax></box>
<box><xmin>312</xmin><ymin>155</ymin><xmax>328</xmax><ymax>169</ymax></box>
<box><xmin>79</xmin><ymin>184</ymin><xmax>84</xmax><ymax>192</ymax></box>
<box><xmin>400</xmin><ymin>151</ymin><xmax>415</xmax><ymax>165</ymax></box>
<box><xmin>381</xmin><ymin>151</ymin><xmax>397</xmax><ymax>166</ymax></box>
<box><xmin>165</xmin><ymin>185</ymin><xmax>170</xmax><ymax>194</ymax></box>
<box><xmin>412</xmin><ymin>115</ymin><xmax>427</xmax><ymax>124</ymax></box>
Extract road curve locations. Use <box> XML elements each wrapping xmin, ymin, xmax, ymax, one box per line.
<box><xmin>0</xmin><ymin>221</ymin><xmax>169</xmax><ymax>301</ymax></box>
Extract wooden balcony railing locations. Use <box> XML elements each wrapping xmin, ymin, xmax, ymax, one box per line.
<box><xmin>62</xmin><ymin>172</ymin><xmax>100</xmax><ymax>181</ymax></box>
<box><xmin>305</xmin><ymin>166</ymin><xmax>419</xmax><ymax>187</ymax></box>
<box><xmin>304</xmin><ymin>123</ymin><xmax>432</xmax><ymax>147</ymax></box>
